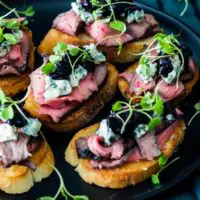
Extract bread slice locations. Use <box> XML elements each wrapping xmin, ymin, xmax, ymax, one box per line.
<box><xmin>24</xmin><ymin>63</ymin><xmax>119</xmax><ymax>132</ymax></box>
<box><xmin>37</xmin><ymin>28</ymin><xmax>153</xmax><ymax>64</ymax></box>
<box><xmin>0</xmin><ymin>141</ymin><xmax>55</xmax><ymax>194</ymax></box>
<box><xmin>0</xmin><ymin>27</ymin><xmax>35</xmax><ymax>96</ymax></box>
<box><xmin>118</xmin><ymin>61</ymin><xmax>199</xmax><ymax>104</ymax></box>
<box><xmin>65</xmin><ymin>120</ymin><xmax>185</xmax><ymax>189</ymax></box>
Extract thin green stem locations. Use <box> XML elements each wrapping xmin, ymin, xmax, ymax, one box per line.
<box><xmin>188</xmin><ymin>111</ymin><xmax>200</xmax><ymax>126</ymax></box>
<box><xmin>180</xmin><ymin>0</ymin><xmax>189</xmax><ymax>16</ymax></box>
<box><xmin>0</xmin><ymin>8</ymin><xmax>16</xmax><ymax>20</ymax></box>
<box><xmin>0</xmin><ymin>1</ymin><xmax>20</xmax><ymax>18</ymax></box>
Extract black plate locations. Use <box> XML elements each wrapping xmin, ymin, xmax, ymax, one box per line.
<box><xmin>1</xmin><ymin>1</ymin><xmax>200</xmax><ymax>200</ymax></box>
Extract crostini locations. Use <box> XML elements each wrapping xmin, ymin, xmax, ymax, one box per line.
<box><xmin>118</xmin><ymin>33</ymin><xmax>199</xmax><ymax>103</ymax></box>
<box><xmin>24</xmin><ymin>42</ymin><xmax>118</xmax><ymax>132</ymax></box>
<box><xmin>65</xmin><ymin>92</ymin><xmax>185</xmax><ymax>188</ymax></box>
<box><xmin>0</xmin><ymin>90</ymin><xmax>54</xmax><ymax>194</ymax></box>
<box><xmin>0</xmin><ymin>18</ymin><xmax>34</xmax><ymax>96</ymax></box>
<box><xmin>38</xmin><ymin>0</ymin><xmax>160</xmax><ymax>63</ymax></box>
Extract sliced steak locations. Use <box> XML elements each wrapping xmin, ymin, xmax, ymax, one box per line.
<box><xmin>157</xmin><ymin>80</ymin><xmax>185</xmax><ymax>102</ymax></box>
<box><xmin>31</xmin><ymin>64</ymin><xmax>107</xmax><ymax>123</ymax></box>
<box><xmin>120</xmin><ymin>72</ymin><xmax>155</xmax><ymax>95</ymax></box>
<box><xmin>0</xmin><ymin>31</ymin><xmax>30</xmax><ymax>75</ymax></box>
<box><xmin>87</xmin><ymin>134</ymin><xmax>124</xmax><ymax>159</ymax></box>
<box><xmin>0</xmin><ymin>132</ymin><xmax>31</xmax><ymax>167</ymax></box>
<box><xmin>85</xmin><ymin>14</ymin><xmax>159</xmax><ymax>47</ymax></box>
<box><xmin>53</xmin><ymin>9</ymin><xmax>83</xmax><ymax>36</ymax></box>
<box><xmin>85</xmin><ymin>20</ymin><xmax>133</xmax><ymax>46</ymax></box>
<box><xmin>136</xmin><ymin>133</ymin><xmax>161</xmax><ymax>160</ymax></box>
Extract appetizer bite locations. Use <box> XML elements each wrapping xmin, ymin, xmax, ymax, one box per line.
<box><xmin>38</xmin><ymin>0</ymin><xmax>160</xmax><ymax>63</ymax></box>
<box><xmin>0</xmin><ymin>18</ymin><xmax>34</xmax><ymax>96</ymax></box>
<box><xmin>65</xmin><ymin>92</ymin><xmax>185</xmax><ymax>188</ymax></box>
<box><xmin>118</xmin><ymin>33</ymin><xmax>199</xmax><ymax>103</ymax></box>
<box><xmin>24</xmin><ymin>42</ymin><xmax>118</xmax><ymax>132</ymax></box>
<box><xmin>0</xmin><ymin>90</ymin><xmax>54</xmax><ymax>194</ymax></box>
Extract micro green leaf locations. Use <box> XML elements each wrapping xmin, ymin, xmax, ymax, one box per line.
<box><xmin>109</xmin><ymin>20</ymin><xmax>126</xmax><ymax>33</ymax></box>
<box><xmin>37</xmin><ymin>197</ymin><xmax>54</xmax><ymax>200</ymax></box>
<box><xmin>194</xmin><ymin>102</ymin><xmax>200</xmax><ymax>111</ymax></box>
<box><xmin>69</xmin><ymin>47</ymin><xmax>80</xmax><ymax>57</ymax></box>
<box><xmin>0</xmin><ymin>90</ymin><xmax>6</xmax><ymax>105</ymax></box>
<box><xmin>49</xmin><ymin>55</ymin><xmax>62</xmax><ymax>64</ymax></box>
<box><xmin>158</xmin><ymin>154</ymin><xmax>168</xmax><ymax>168</ymax></box>
<box><xmin>74</xmin><ymin>196</ymin><xmax>89</xmax><ymax>200</ymax></box>
<box><xmin>22</xmin><ymin>20</ymin><xmax>29</xmax><ymax>26</ymax></box>
<box><xmin>24</xmin><ymin>6</ymin><xmax>35</xmax><ymax>17</ymax></box>
<box><xmin>112</xmin><ymin>101</ymin><xmax>122</xmax><ymax>112</ymax></box>
<box><xmin>53</xmin><ymin>42</ymin><xmax>68</xmax><ymax>55</ymax></box>
<box><xmin>4</xmin><ymin>33</ymin><xmax>17</xmax><ymax>45</ymax></box>
<box><xmin>42</xmin><ymin>62</ymin><xmax>56</xmax><ymax>75</ymax></box>
<box><xmin>154</xmin><ymin>97</ymin><xmax>164</xmax><ymax>117</ymax></box>
<box><xmin>5</xmin><ymin>20</ymin><xmax>19</xmax><ymax>29</ymax></box>
<box><xmin>148</xmin><ymin>117</ymin><xmax>161</xmax><ymax>131</ymax></box>
<box><xmin>2</xmin><ymin>105</ymin><xmax>14</xmax><ymax>120</ymax></box>
<box><xmin>151</xmin><ymin>174</ymin><xmax>160</xmax><ymax>185</ymax></box>
<box><xmin>117</xmin><ymin>42</ymin><xmax>123</xmax><ymax>55</ymax></box>
<box><xmin>0</xmin><ymin>27</ymin><xmax>3</xmax><ymax>43</ymax></box>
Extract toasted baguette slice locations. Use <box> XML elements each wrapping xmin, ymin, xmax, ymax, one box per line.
<box><xmin>37</xmin><ymin>28</ymin><xmax>153</xmax><ymax>64</ymax></box>
<box><xmin>0</xmin><ymin>27</ymin><xmax>35</xmax><ymax>96</ymax></box>
<box><xmin>0</xmin><ymin>141</ymin><xmax>54</xmax><ymax>194</ymax></box>
<box><xmin>65</xmin><ymin>120</ymin><xmax>185</xmax><ymax>189</ymax></box>
<box><xmin>24</xmin><ymin>63</ymin><xmax>118</xmax><ymax>132</ymax></box>
<box><xmin>118</xmin><ymin>61</ymin><xmax>199</xmax><ymax>104</ymax></box>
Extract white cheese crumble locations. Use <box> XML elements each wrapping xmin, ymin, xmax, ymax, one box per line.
<box><xmin>166</xmin><ymin>114</ymin><xmax>175</xmax><ymax>121</ymax></box>
<box><xmin>136</xmin><ymin>61</ymin><xmax>157</xmax><ymax>84</ymax></box>
<box><xmin>0</xmin><ymin>43</ymin><xmax>11</xmax><ymax>57</ymax></box>
<box><xmin>43</xmin><ymin>65</ymin><xmax>88</xmax><ymax>101</ymax></box>
<box><xmin>69</xmin><ymin>65</ymin><xmax>87</xmax><ymax>87</ymax></box>
<box><xmin>160</xmin><ymin>54</ymin><xmax>182</xmax><ymax>84</ymax></box>
<box><xmin>134</xmin><ymin>124</ymin><xmax>148</xmax><ymax>138</ymax></box>
<box><xmin>127</xmin><ymin>10</ymin><xmax>145</xmax><ymax>24</ymax></box>
<box><xmin>96</xmin><ymin>119</ymin><xmax>119</xmax><ymax>146</ymax></box>
<box><xmin>21</xmin><ymin>119</ymin><xmax>42</xmax><ymax>137</ymax></box>
<box><xmin>44</xmin><ymin>76</ymin><xmax>72</xmax><ymax>101</ymax></box>
<box><xmin>84</xmin><ymin>44</ymin><xmax>106</xmax><ymax>64</ymax></box>
<box><xmin>71</xmin><ymin>2</ymin><xmax>94</xmax><ymax>24</ymax></box>
<box><xmin>0</xmin><ymin>123</ymin><xmax>17</xmax><ymax>142</ymax></box>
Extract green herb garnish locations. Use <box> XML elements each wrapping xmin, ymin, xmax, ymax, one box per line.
<box><xmin>38</xmin><ymin>166</ymin><xmax>89</xmax><ymax>200</ymax></box>
<box><xmin>0</xmin><ymin>1</ymin><xmax>35</xmax><ymax>19</ymax></box>
<box><xmin>111</xmin><ymin>91</ymin><xmax>164</xmax><ymax>134</ymax></box>
<box><xmin>0</xmin><ymin>89</ymin><xmax>30</xmax><ymax>122</ymax></box>
<box><xmin>188</xmin><ymin>101</ymin><xmax>200</xmax><ymax>126</ymax></box>
<box><xmin>151</xmin><ymin>156</ymin><xmax>179</xmax><ymax>185</ymax></box>
<box><xmin>42</xmin><ymin>62</ymin><xmax>56</xmax><ymax>75</ymax></box>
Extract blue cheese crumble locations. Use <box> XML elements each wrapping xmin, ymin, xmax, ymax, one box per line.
<box><xmin>69</xmin><ymin>65</ymin><xmax>87</xmax><ymax>87</ymax></box>
<box><xmin>134</xmin><ymin>124</ymin><xmax>148</xmax><ymax>138</ymax></box>
<box><xmin>71</xmin><ymin>2</ymin><xmax>94</xmax><ymax>24</ymax></box>
<box><xmin>160</xmin><ymin>54</ymin><xmax>182</xmax><ymax>84</ymax></box>
<box><xmin>96</xmin><ymin>119</ymin><xmax>119</xmax><ymax>146</ymax></box>
<box><xmin>22</xmin><ymin>119</ymin><xmax>42</xmax><ymax>137</ymax></box>
<box><xmin>127</xmin><ymin>10</ymin><xmax>145</xmax><ymax>24</ymax></box>
<box><xmin>44</xmin><ymin>66</ymin><xmax>88</xmax><ymax>101</ymax></box>
<box><xmin>136</xmin><ymin>59</ymin><xmax>157</xmax><ymax>84</ymax></box>
<box><xmin>84</xmin><ymin>44</ymin><xmax>106</xmax><ymax>64</ymax></box>
<box><xmin>0</xmin><ymin>123</ymin><xmax>17</xmax><ymax>142</ymax></box>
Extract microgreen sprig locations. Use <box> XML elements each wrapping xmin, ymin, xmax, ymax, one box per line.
<box><xmin>0</xmin><ymin>1</ymin><xmax>35</xmax><ymax>18</ymax></box>
<box><xmin>38</xmin><ymin>166</ymin><xmax>89</xmax><ymax>200</ymax></box>
<box><xmin>132</xmin><ymin>33</ymin><xmax>184</xmax><ymax>89</ymax></box>
<box><xmin>0</xmin><ymin>89</ymin><xmax>30</xmax><ymax>122</ymax></box>
<box><xmin>42</xmin><ymin>42</ymin><xmax>91</xmax><ymax>77</ymax></box>
<box><xmin>177</xmin><ymin>0</ymin><xmax>189</xmax><ymax>16</ymax></box>
<box><xmin>112</xmin><ymin>91</ymin><xmax>164</xmax><ymax>134</ymax></box>
<box><xmin>188</xmin><ymin>101</ymin><xmax>200</xmax><ymax>126</ymax></box>
<box><xmin>151</xmin><ymin>156</ymin><xmax>180</xmax><ymax>185</ymax></box>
